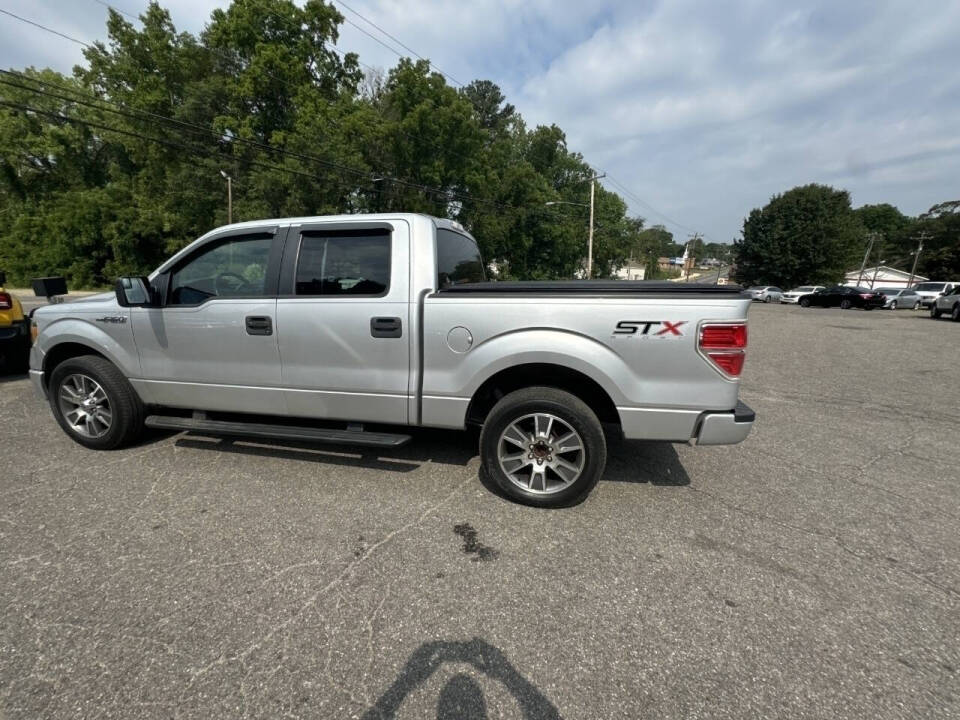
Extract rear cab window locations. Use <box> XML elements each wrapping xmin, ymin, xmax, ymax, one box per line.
<box><xmin>436</xmin><ymin>228</ymin><xmax>485</xmax><ymax>289</ymax></box>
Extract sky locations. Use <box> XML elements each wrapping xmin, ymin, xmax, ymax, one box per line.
<box><xmin>2</xmin><ymin>0</ymin><xmax>958</xmax><ymax>244</ymax></box>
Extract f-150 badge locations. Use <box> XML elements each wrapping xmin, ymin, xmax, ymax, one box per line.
<box><xmin>613</xmin><ymin>320</ymin><xmax>686</xmax><ymax>337</ymax></box>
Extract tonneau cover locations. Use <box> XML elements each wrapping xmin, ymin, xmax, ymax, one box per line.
<box><xmin>436</xmin><ymin>280</ymin><xmax>745</xmax><ymax>296</ymax></box>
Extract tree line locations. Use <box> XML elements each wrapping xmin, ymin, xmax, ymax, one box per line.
<box><xmin>733</xmin><ymin>184</ymin><xmax>960</xmax><ymax>288</ymax></box>
<box><xmin>0</xmin><ymin>0</ymin><xmax>683</xmax><ymax>288</ymax></box>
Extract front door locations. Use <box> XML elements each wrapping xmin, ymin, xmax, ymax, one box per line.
<box><xmin>275</xmin><ymin>220</ymin><xmax>410</xmax><ymax>425</ymax></box>
<box><xmin>129</xmin><ymin>229</ymin><xmax>286</xmax><ymax>414</ymax></box>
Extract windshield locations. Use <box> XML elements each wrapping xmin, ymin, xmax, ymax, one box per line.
<box><xmin>794</xmin><ymin>286</ymin><xmax>815</xmax><ymax>292</ymax></box>
<box><xmin>914</xmin><ymin>283</ymin><xmax>946</xmax><ymax>292</ymax></box>
<box><xmin>876</xmin><ymin>288</ymin><xmax>898</xmax><ymax>295</ymax></box>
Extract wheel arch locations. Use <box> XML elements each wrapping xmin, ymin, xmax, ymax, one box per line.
<box><xmin>42</xmin><ymin>341</ymin><xmax>110</xmax><ymax>388</ymax></box>
<box><xmin>466</xmin><ymin>363</ymin><xmax>620</xmax><ymax>427</ymax></box>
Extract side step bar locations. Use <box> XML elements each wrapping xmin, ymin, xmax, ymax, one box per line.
<box><xmin>145</xmin><ymin>415</ymin><xmax>412</xmax><ymax>448</ymax></box>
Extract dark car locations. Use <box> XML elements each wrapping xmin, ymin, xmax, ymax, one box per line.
<box><xmin>798</xmin><ymin>285</ymin><xmax>886</xmax><ymax>310</ymax></box>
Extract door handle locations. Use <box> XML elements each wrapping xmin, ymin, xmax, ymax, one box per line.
<box><xmin>370</xmin><ymin>316</ymin><xmax>402</xmax><ymax>338</ymax></box>
<box><xmin>245</xmin><ymin>315</ymin><xmax>273</xmax><ymax>336</ymax></box>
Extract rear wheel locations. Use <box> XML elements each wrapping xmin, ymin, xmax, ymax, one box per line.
<box><xmin>48</xmin><ymin>355</ymin><xmax>144</xmax><ymax>449</ymax></box>
<box><xmin>840</xmin><ymin>299</ymin><xmax>852</xmax><ymax>310</ymax></box>
<box><xmin>913</xmin><ymin>301</ymin><xmax>921</xmax><ymax>310</ymax></box>
<box><xmin>480</xmin><ymin>387</ymin><xmax>606</xmax><ymax>507</ymax></box>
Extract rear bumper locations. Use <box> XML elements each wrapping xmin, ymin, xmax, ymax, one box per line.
<box><xmin>617</xmin><ymin>401</ymin><xmax>755</xmax><ymax>445</ymax></box>
<box><xmin>694</xmin><ymin>401</ymin><xmax>755</xmax><ymax>446</ymax></box>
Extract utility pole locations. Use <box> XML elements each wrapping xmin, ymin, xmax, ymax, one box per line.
<box><xmin>587</xmin><ymin>172</ymin><xmax>605</xmax><ymax>279</ymax></box>
<box><xmin>220</xmin><ymin>170</ymin><xmax>232</xmax><ymax>224</ymax></box>
<box><xmin>871</xmin><ymin>260</ymin><xmax>885</xmax><ymax>289</ymax></box>
<box><xmin>856</xmin><ymin>232</ymin><xmax>878</xmax><ymax>286</ymax></box>
<box><xmin>685</xmin><ymin>232</ymin><xmax>702</xmax><ymax>282</ymax></box>
<box><xmin>907</xmin><ymin>231</ymin><xmax>931</xmax><ymax>288</ymax></box>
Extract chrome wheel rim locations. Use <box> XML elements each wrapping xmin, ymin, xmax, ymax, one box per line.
<box><xmin>58</xmin><ymin>373</ymin><xmax>112</xmax><ymax>438</ymax></box>
<box><xmin>497</xmin><ymin>413</ymin><xmax>585</xmax><ymax>494</ymax></box>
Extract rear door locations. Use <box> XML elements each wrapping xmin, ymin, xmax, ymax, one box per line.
<box><xmin>275</xmin><ymin>220</ymin><xmax>411</xmax><ymax>425</ymax></box>
<box><xmin>130</xmin><ymin>228</ymin><xmax>286</xmax><ymax>413</ymax></box>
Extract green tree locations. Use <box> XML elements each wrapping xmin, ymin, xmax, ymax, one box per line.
<box><xmin>733</xmin><ymin>184</ymin><xmax>864</xmax><ymax>287</ymax></box>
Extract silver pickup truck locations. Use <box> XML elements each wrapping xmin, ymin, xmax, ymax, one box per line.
<box><xmin>29</xmin><ymin>213</ymin><xmax>754</xmax><ymax>506</ymax></box>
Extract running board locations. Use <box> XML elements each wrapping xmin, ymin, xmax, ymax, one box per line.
<box><xmin>145</xmin><ymin>415</ymin><xmax>411</xmax><ymax>448</ymax></box>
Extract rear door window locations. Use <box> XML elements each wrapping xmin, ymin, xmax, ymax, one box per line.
<box><xmin>295</xmin><ymin>231</ymin><xmax>391</xmax><ymax>296</ymax></box>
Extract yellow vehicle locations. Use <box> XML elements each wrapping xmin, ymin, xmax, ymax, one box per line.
<box><xmin>0</xmin><ymin>270</ymin><xmax>31</xmax><ymax>371</ymax></box>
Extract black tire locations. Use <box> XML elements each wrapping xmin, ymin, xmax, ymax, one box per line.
<box><xmin>799</xmin><ymin>297</ymin><xmax>811</xmax><ymax>308</ymax></box>
<box><xmin>889</xmin><ymin>301</ymin><xmax>897</xmax><ymax>310</ymax></box>
<box><xmin>840</xmin><ymin>299</ymin><xmax>852</xmax><ymax>310</ymax></box>
<box><xmin>952</xmin><ymin>304</ymin><xmax>960</xmax><ymax>322</ymax></box>
<box><xmin>48</xmin><ymin>355</ymin><xmax>144</xmax><ymax>449</ymax></box>
<box><xmin>479</xmin><ymin>387</ymin><xmax>606</xmax><ymax>508</ymax></box>
<box><xmin>930</xmin><ymin>303</ymin><xmax>941</xmax><ymax>319</ymax></box>
<box><xmin>913</xmin><ymin>301</ymin><xmax>921</xmax><ymax>310</ymax></box>
<box><xmin>763</xmin><ymin>295</ymin><xmax>770</xmax><ymax>303</ymax></box>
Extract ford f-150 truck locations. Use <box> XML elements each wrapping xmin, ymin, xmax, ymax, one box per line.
<box><xmin>29</xmin><ymin>214</ymin><xmax>754</xmax><ymax>506</ymax></box>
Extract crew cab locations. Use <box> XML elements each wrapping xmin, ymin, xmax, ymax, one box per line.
<box><xmin>29</xmin><ymin>214</ymin><xmax>755</xmax><ymax>506</ymax></box>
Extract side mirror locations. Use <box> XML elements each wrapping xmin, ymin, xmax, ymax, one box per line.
<box><xmin>115</xmin><ymin>276</ymin><xmax>157</xmax><ymax>307</ymax></box>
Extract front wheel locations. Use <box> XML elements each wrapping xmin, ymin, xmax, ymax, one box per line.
<box><xmin>48</xmin><ymin>355</ymin><xmax>144</xmax><ymax>449</ymax></box>
<box><xmin>952</xmin><ymin>304</ymin><xmax>960</xmax><ymax>322</ymax></box>
<box><xmin>480</xmin><ymin>387</ymin><xmax>606</xmax><ymax>507</ymax></box>
<box><xmin>840</xmin><ymin>299</ymin><xmax>852</xmax><ymax>310</ymax></box>
<box><xmin>930</xmin><ymin>303</ymin><xmax>942</xmax><ymax>319</ymax></box>
<box><xmin>889</xmin><ymin>301</ymin><xmax>897</xmax><ymax>310</ymax></box>
<box><xmin>799</xmin><ymin>297</ymin><xmax>811</xmax><ymax>308</ymax></box>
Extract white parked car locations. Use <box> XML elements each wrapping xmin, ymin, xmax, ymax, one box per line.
<box><xmin>914</xmin><ymin>281</ymin><xmax>960</xmax><ymax>307</ymax></box>
<box><xmin>747</xmin><ymin>286</ymin><xmax>783</xmax><ymax>303</ymax></box>
<box><xmin>780</xmin><ymin>285</ymin><xmax>824</xmax><ymax>304</ymax></box>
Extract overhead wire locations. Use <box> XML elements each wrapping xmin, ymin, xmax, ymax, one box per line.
<box><xmin>0</xmin><ymin>9</ymin><xmax>516</xmax><ymax>209</ymax></box>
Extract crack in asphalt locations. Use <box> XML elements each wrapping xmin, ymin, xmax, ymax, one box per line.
<box><xmin>174</xmin><ymin>473</ymin><xmax>475</xmax><ymax>717</ymax></box>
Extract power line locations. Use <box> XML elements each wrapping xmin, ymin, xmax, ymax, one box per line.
<box><xmin>84</xmin><ymin>0</ymin><xmax>488</xmax><ymax>169</ymax></box>
<box><xmin>0</xmin><ymin>8</ymin><xmax>88</xmax><ymax>46</ymax></box>
<box><xmin>0</xmin><ymin>9</ymin><xmax>514</xmax><ymax>209</ymax></box>
<box><xmin>329</xmin><ymin>0</ymin><xmax>464</xmax><ymax>87</ymax></box>
<box><xmin>601</xmin><ymin>173</ymin><xmax>706</xmax><ymax>239</ymax></box>
<box><xmin>0</xmin><ymin>85</ymin><xmax>502</xmax><ymax>210</ymax></box>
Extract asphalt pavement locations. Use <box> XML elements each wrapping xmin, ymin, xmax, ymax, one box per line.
<box><xmin>1</xmin><ymin>303</ymin><xmax>958</xmax><ymax>719</ymax></box>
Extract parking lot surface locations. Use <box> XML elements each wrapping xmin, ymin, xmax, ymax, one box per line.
<box><xmin>1</xmin><ymin>303</ymin><xmax>958</xmax><ymax>719</ymax></box>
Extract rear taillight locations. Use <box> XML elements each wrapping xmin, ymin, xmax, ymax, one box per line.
<box><xmin>0</xmin><ymin>292</ymin><xmax>12</xmax><ymax>310</ymax></box>
<box><xmin>698</xmin><ymin>322</ymin><xmax>747</xmax><ymax>378</ymax></box>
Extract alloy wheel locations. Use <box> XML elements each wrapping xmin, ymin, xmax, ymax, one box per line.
<box><xmin>497</xmin><ymin>413</ymin><xmax>585</xmax><ymax>494</ymax></box>
<box><xmin>58</xmin><ymin>373</ymin><xmax>112</xmax><ymax>438</ymax></box>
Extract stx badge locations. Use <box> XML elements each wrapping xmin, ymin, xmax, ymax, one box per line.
<box><xmin>613</xmin><ymin>320</ymin><xmax>687</xmax><ymax>337</ymax></box>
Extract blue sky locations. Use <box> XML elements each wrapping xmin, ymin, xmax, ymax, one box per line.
<box><xmin>2</xmin><ymin>0</ymin><xmax>958</xmax><ymax>244</ymax></box>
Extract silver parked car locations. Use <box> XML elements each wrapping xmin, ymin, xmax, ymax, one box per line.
<box><xmin>780</xmin><ymin>285</ymin><xmax>824</xmax><ymax>304</ymax></box>
<box><xmin>747</xmin><ymin>286</ymin><xmax>783</xmax><ymax>303</ymax></box>
<box><xmin>930</xmin><ymin>285</ymin><xmax>960</xmax><ymax>321</ymax></box>
<box><xmin>875</xmin><ymin>287</ymin><xmax>922</xmax><ymax>310</ymax></box>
